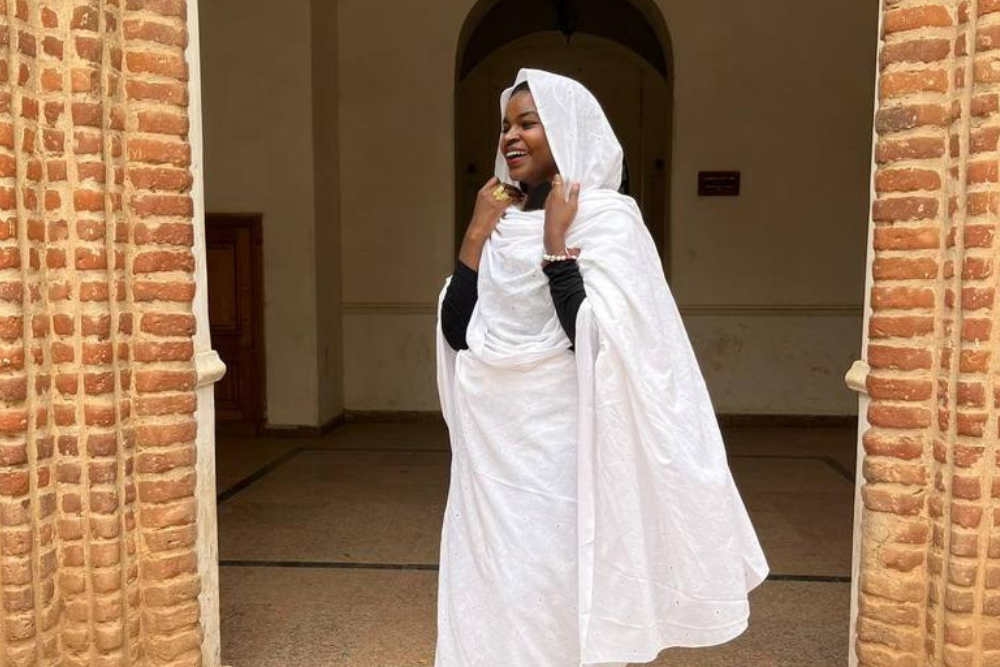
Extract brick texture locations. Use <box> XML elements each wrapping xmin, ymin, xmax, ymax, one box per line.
<box><xmin>863</xmin><ymin>0</ymin><xmax>1000</xmax><ymax>664</ymax></box>
<box><xmin>0</xmin><ymin>1</ymin><xmax>200</xmax><ymax>665</ymax></box>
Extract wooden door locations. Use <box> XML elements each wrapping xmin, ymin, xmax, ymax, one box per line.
<box><xmin>206</xmin><ymin>213</ymin><xmax>265</xmax><ymax>435</ymax></box>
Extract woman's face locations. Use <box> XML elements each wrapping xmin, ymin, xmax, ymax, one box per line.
<box><xmin>501</xmin><ymin>91</ymin><xmax>558</xmax><ymax>188</ymax></box>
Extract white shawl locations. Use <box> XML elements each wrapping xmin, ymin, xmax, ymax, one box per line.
<box><xmin>437</xmin><ymin>68</ymin><xmax>768</xmax><ymax>664</ymax></box>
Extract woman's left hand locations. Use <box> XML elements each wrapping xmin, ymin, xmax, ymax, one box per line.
<box><xmin>543</xmin><ymin>174</ymin><xmax>580</xmax><ymax>254</ymax></box>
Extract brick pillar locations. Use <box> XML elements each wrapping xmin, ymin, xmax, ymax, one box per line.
<box><xmin>861</xmin><ymin>0</ymin><xmax>1000</xmax><ymax>664</ymax></box>
<box><xmin>0</xmin><ymin>0</ymin><xmax>202</xmax><ymax>665</ymax></box>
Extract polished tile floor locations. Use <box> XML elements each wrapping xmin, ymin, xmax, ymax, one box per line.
<box><xmin>217</xmin><ymin>422</ymin><xmax>857</xmax><ymax>667</ymax></box>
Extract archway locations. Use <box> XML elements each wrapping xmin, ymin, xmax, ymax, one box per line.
<box><xmin>454</xmin><ymin>0</ymin><xmax>674</xmax><ymax>273</ymax></box>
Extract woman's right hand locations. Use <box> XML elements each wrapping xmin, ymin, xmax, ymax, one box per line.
<box><xmin>460</xmin><ymin>177</ymin><xmax>523</xmax><ymax>270</ymax></box>
<box><xmin>468</xmin><ymin>176</ymin><xmax>523</xmax><ymax>237</ymax></box>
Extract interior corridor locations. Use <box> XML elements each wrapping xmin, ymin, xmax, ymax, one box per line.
<box><xmin>216</xmin><ymin>422</ymin><xmax>855</xmax><ymax>666</ymax></box>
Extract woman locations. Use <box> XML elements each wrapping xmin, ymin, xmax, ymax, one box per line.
<box><xmin>435</xmin><ymin>68</ymin><xmax>769</xmax><ymax>667</ymax></box>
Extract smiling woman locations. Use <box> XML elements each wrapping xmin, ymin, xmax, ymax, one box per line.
<box><xmin>445</xmin><ymin>79</ymin><xmax>589</xmax><ymax>351</ymax></box>
<box><xmin>434</xmin><ymin>68</ymin><xmax>768</xmax><ymax>667</ymax></box>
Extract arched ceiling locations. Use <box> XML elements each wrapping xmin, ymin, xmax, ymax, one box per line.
<box><xmin>459</xmin><ymin>0</ymin><xmax>669</xmax><ymax>79</ymax></box>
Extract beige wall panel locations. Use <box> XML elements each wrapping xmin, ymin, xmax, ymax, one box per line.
<box><xmin>344</xmin><ymin>312</ymin><xmax>441</xmax><ymax>411</ymax></box>
<box><xmin>339</xmin><ymin>0</ymin><xmax>462</xmax><ymax>305</ymax></box>
<box><xmin>685</xmin><ymin>314</ymin><xmax>862</xmax><ymax>415</ymax></box>
<box><xmin>344</xmin><ymin>310</ymin><xmax>861</xmax><ymax>414</ymax></box>
<box><xmin>660</xmin><ymin>0</ymin><xmax>878</xmax><ymax>304</ymax></box>
<box><xmin>201</xmin><ymin>0</ymin><xmax>320</xmax><ymax>425</ymax></box>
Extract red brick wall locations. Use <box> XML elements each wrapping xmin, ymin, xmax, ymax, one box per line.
<box><xmin>0</xmin><ymin>0</ymin><xmax>201</xmax><ymax>664</ymax></box>
<box><xmin>862</xmin><ymin>0</ymin><xmax>1000</xmax><ymax>663</ymax></box>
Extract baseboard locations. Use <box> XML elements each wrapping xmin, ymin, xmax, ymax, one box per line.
<box><xmin>717</xmin><ymin>413</ymin><xmax>857</xmax><ymax>427</ymax></box>
<box><xmin>339</xmin><ymin>410</ymin><xmax>857</xmax><ymax>428</ymax></box>
<box><xmin>344</xmin><ymin>410</ymin><xmax>445</xmax><ymax>423</ymax></box>
<box><xmin>259</xmin><ymin>413</ymin><xmax>345</xmax><ymax>439</ymax></box>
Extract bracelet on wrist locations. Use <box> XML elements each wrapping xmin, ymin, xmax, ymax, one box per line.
<box><xmin>542</xmin><ymin>249</ymin><xmax>578</xmax><ymax>263</ymax></box>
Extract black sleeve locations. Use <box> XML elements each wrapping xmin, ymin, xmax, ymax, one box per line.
<box><xmin>543</xmin><ymin>260</ymin><xmax>587</xmax><ymax>347</ymax></box>
<box><xmin>441</xmin><ymin>260</ymin><xmax>479</xmax><ymax>351</ymax></box>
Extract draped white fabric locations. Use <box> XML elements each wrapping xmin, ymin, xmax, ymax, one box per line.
<box><xmin>435</xmin><ymin>68</ymin><xmax>768</xmax><ymax>667</ymax></box>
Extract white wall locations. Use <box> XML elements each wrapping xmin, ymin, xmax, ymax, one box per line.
<box><xmin>338</xmin><ymin>0</ymin><xmax>878</xmax><ymax>415</ymax></box>
<box><xmin>200</xmin><ymin>0</ymin><xmax>322</xmax><ymax>426</ymax></box>
<box><xmin>200</xmin><ymin>0</ymin><xmax>878</xmax><ymax>421</ymax></box>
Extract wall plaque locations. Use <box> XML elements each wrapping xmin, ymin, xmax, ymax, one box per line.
<box><xmin>698</xmin><ymin>171</ymin><xmax>741</xmax><ymax>197</ymax></box>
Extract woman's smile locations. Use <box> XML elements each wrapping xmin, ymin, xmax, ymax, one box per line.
<box><xmin>505</xmin><ymin>149</ymin><xmax>529</xmax><ymax>170</ymax></box>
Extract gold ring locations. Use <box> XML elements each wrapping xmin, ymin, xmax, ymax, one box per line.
<box><xmin>492</xmin><ymin>184</ymin><xmax>511</xmax><ymax>202</ymax></box>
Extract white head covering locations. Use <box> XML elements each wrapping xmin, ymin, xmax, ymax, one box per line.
<box><xmin>493</xmin><ymin>68</ymin><xmax>624</xmax><ymax>194</ymax></box>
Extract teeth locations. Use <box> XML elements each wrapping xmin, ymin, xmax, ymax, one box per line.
<box><xmin>506</xmin><ymin>151</ymin><xmax>527</xmax><ymax>158</ymax></box>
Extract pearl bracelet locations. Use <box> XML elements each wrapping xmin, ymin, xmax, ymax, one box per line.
<box><xmin>542</xmin><ymin>249</ymin><xmax>577</xmax><ymax>263</ymax></box>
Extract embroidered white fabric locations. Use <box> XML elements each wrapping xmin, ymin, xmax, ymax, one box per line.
<box><xmin>434</xmin><ymin>68</ymin><xmax>769</xmax><ymax>667</ymax></box>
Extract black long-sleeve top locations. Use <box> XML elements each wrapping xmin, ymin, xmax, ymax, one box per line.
<box><xmin>441</xmin><ymin>258</ymin><xmax>587</xmax><ymax>351</ymax></box>
<box><xmin>441</xmin><ymin>261</ymin><xmax>479</xmax><ymax>351</ymax></box>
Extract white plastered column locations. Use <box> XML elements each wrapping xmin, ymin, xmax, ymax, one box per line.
<box><xmin>185</xmin><ymin>0</ymin><xmax>226</xmax><ymax>665</ymax></box>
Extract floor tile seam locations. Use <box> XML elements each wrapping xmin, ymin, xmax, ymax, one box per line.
<box><xmin>305</xmin><ymin>446</ymin><xmax>451</xmax><ymax>453</ymax></box>
<box><xmin>217</xmin><ymin>447</ymin><xmax>308</xmax><ymax>505</ymax></box>
<box><xmin>219</xmin><ymin>559</ymin><xmax>438</xmax><ymax>571</ymax></box>
<box><xmin>217</xmin><ymin>559</ymin><xmax>852</xmax><ymax>582</ymax></box>
<box><xmin>292</xmin><ymin>447</ymin><xmax>850</xmax><ymax>471</ymax></box>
